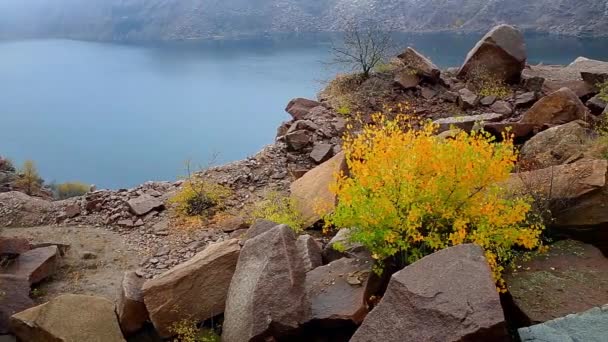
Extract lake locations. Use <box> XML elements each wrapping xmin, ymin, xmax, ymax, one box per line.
<box><xmin>1</xmin><ymin>33</ymin><xmax>607</xmax><ymax>189</ymax></box>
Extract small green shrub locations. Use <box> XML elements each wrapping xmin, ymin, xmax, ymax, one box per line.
<box><xmin>251</xmin><ymin>191</ymin><xmax>305</xmax><ymax>233</ymax></box>
<box><xmin>337</xmin><ymin>104</ymin><xmax>352</xmax><ymax>116</ymax></box>
<box><xmin>593</xmin><ymin>116</ymin><xmax>608</xmax><ymax>159</ymax></box>
<box><xmin>169</xmin><ymin>178</ymin><xmax>231</xmax><ymax>218</ymax></box>
<box><xmin>30</xmin><ymin>287</ymin><xmax>46</xmax><ymax>299</ymax></box>
<box><xmin>598</xmin><ymin>81</ymin><xmax>608</xmax><ymax>102</ymax></box>
<box><xmin>170</xmin><ymin>320</ymin><xmax>220</xmax><ymax>342</ymax></box>
<box><xmin>54</xmin><ymin>182</ymin><xmax>90</xmax><ymax>199</ymax></box>
<box><xmin>374</xmin><ymin>61</ymin><xmax>398</xmax><ymax>73</ymax></box>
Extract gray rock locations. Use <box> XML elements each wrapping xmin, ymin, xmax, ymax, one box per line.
<box><xmin>2</xmin><ymin>246</ymin><xmax>58</xmax><ymax>285</ymax></box>
<box><xmin>458</xmin><ymin>88</ymin><xmax>479</xmax><ymax>109</ymax></box>
<box><xmin>127</xmin><ymin>194</ymin><xmax>163</xmax><ymax>216</ymax></box>
<box><xmin>223</xmin><ymin>225</ymin><xmax>310</xmax><ymax>342</ymax></box>
<box><xmin>117</xmin><ymin>271</ymin><xmax>148</xmax><ymax>336</ymax></box>
<box><xmin>433</xmin><ymin>113</ymin><xmax>504</xmax><ymax>133</ymax></box>
<box><xmin>519</xmin><ymin>305</ymin><xmax>608</xmax><ymax>342</ymax></box>
<box><xmin>570</xmin><ymin>57</ymin><xmax>608</xmax><ymax>87</ymax></box>
<box><xmin>64</xmin><ymin>203</ymin><xmax>81</xmax><ymax>218</ymax></box>
<box><xmin>285</xmin><ymin>130</ymin><xmax>312</xmax><ymax>151</ymax></box>
<box><xmin>521</xmin><ymin>87</ymin><xmax>589</xmax><ymax>126</ymax></box>
<box><xmin>490</xmin><ymin>100</ymin><xmax>513</xmax><ymax>115</ymax></box>
<box><xmin>480</xmin><ymin>95</ymin><xmax>497</xmax><ymax>106</ymax></box>
<box><xmin>515</xmin><ymin>91</ymin><xmax>537</xmax><ymax>108</ymax></box>
<box><xmin>519</xmin><ymin>120</ymin><xmax>593</xmax><ymax>168</ymax></box>
<box><xmin>285</xmin><ymin>98</ymin><xmax>322</xmax><ymax>120</ymax></box>
<box><xmin>310</xmin><ymin>143</ymin><xmax>333</xmax><ymax>164</ymax></box>
<box><xmin>440</xmin><ymin>90</ymin><xmax>459</xmax><ymax>103</ymax></box>
<box><xmin>143</xmin><ymin>239</ymin><xmax>241</xmax><ymax>337</ymax></box>
<box><xmin>244</xmin><ymin>219</ymin><xmax>278</xmax><ymax>241</ymax></box>
<box><xmin>394</xmin><ymin>71</ymin><xmax>420</xmax><ymax>89</ymax></box>
<box><xmin>296</xmin><ymin>235</ymin><xmax>323</xmax><ymax>272</ymax></box>
<box><xmin>586</xmin><ymin>94</ymin><xmax>607</xmax><ymax>115</ymax></box>
<box><xmin>322</xmin><ymin>228</ymin><xmax>370</xmax><ymax>263</ymax></box>
<box><xmin>421</xmin><ymin>87</ymin><xmax>437</xmax><ymax>99</ymax></box>
<box><xmin>397</xmin><ymin>47</ymin><xmax>441</xmax><ymax>82</ymax></box>
<box><xmin>305</xmin><ymin>258</ymin><xmax>371</xmax><ymax>324</ymax></box>
<box><xmin>458</xmin><ymin>24</ymin><xmax>527</xmax><ymax>84</ymax></box>
<box><xmin>10</xmin><ymin>294</ymin><xmax>126</xmax><ymax>342</ymax></box>
<box><xmin>351</xmin><ymin>244</ymin><xmax>507</xmax><ymax>342</ymax></box>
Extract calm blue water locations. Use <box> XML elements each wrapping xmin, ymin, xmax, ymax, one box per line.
<box><xmin>1</xmin><ymin>33</ymin><xmax>607</xmax><ymax>189</ymax></box>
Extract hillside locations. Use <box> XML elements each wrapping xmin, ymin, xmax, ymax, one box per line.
<box><xmin>0</xmin><ymin>0</ymin><xmax>607</xmax><ymax>41</ymax></box>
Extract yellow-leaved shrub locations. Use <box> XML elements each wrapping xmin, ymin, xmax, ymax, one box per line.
<box><xmin>250</xmin><ymin>191</ymin><xmax>305</xmax><ymax>233</ymax></box>
<box><xmin>168</xmin><ymin>178</ymin><xmax>231</xmax><ymax>218</ymax></box>
<box><xmin>325</xmin><ymin>112</ymin><xmax>545</xmax><ymax>290</ymax></box>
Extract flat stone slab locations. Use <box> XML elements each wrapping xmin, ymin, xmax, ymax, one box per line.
<box><xmin>2</xmin><ymin>246</ymin><xmax>59</xmax><ymax>285</ymax></box>
<box><xmin>506</xmin><ymin>240</ymin><xmax>608</xmax><ymax>324</ymax></box>
<box><xmin>127</xmin><ymin>194</ymin><xmax>163</xmax><ymax>216</ymax></box>
<box><xmin>305</xmin><ymin>258</ymin><xmax>371</xmax><ymax>324</ymax></box>
<box><xmin>433</xmin><ymin>113</ymin><xmax>503</xmax><ymax>132</ymax></box>
<box><xmin>519</xmin><ymin>305</ymin><xmax>608</xmax><ymax>342</ymax></box>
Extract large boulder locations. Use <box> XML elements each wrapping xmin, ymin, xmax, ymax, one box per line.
<box><xmin>222</xmin><ymin>225</ymin><xmax>310</xmax><ymax>342</ymax></box>
<box><xmin>290</xmin><ymin>152</ymin><xmax>348</xmax><ymax>228</ymax></box>
<box><xmin>522</xmin><ymin>63</ymin><xmax>594</xmax><ymax>98</ymax></box>
<box><xmin>586</xmin><ymin>94</ymin><xmax>607</xmax><ymax>115</ymax></box>
<box><xmin>433</xmin><ymin>113</ymin><xmax>503</xmax><ymax>133</ymax></box>
<box><xmin>519</xmin><ymin>120</ymin><xmax>593</xmax><ymax>169</ymax></box>
<box><xmin>117</xmin><ymin>271</ymin><xmax>148</xmax><ymax>336</ymax></box>
<box><xmin>458</xmin><ymin>24</ymin><xmax>527</xmax><ymax>84</ymax></box>
<box><xmin>351</xmin><ymin>244</ymin><xmax>507</xmax><ymax>342</ymax></box>
<box><xmin>0</xmin><ymin>275</ymin><xmax>33</xmax><ymax>334</ymax></box>
<box><xmin>322</xmin><ymin>228</ymin><xmax>370</xmax><ymax>263</ymax></box>
<box><xmin>2</xmin><ymin>246</ymin><xmax>59</xmax><ymax>285</ymax></box>
<box><xmin>569</xmin><ymin>56</ymin><xmax>608</xmax><ymax>87</ymax></box>
<box><xmin>397</xmin><ymin>47</ymin><xmax>440</xmax><ymax>82</ymax></box>
<box><xmin>518</xmin><ymin>305</ymin><xmax>608</xmax><ymax>342</ymax></box>
<box><xmin>520</xmin><ymin>87</ymin><xmax>589</xmax><ymax>126</ymax></box>
<box><xmin>506</xmin><ymin>240</ymin><xmax>608</xmax><ymax>325</ymax></box>
<box><xmin>242</xmin><ymin>219</ymin><xmax>278</xmax><ymax>241</ymax></box>
<box><xmin>127</xmin><ymin>194</ymin><xmax>163</xmax><ymax>216</ymax></box>
<box><xmin>305</xmin><ymin>258</ymin><xmax>371</xmax><ymax>324</ymax></box>
<box><xmin>505</xmin><ymin>159</ymin><xmax>607</xmax><ymax>201</ymax></box>
<box><xmin>286</xmin><ymin>98</ymin><xmax>323</xmax><ymax>121</ymax></box>
<box><xmin>10</xmin><ymin>294</ymin><xmax>126</xmax><ymax>342</ymax></box>
<box><xmin>142</xmin><ymin>239</ymin><xmax>240</xmax><ymax>337</ymax></box>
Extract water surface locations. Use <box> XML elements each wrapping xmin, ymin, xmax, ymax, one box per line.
<box><xmin>1</xmin><ymin>33</ymin><xmax>607</xmax><ymax>188</ymax></box>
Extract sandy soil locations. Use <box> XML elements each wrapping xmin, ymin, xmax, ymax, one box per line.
<box><xmin>2</xmin><ymin>225</ymin><xmax>142</xmax><ymax>304</ymax></box>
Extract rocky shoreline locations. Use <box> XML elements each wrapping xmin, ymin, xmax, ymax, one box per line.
<box><xmin>2</xmin><ymin>24</ymin><xmax>608</xmax><ymax>341</ymax></box>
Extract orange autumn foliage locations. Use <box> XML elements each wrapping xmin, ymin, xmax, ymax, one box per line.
<box><xmin>325</xmin><ymin>109</ymin><xmax>544</xmax><ymax>290</ymax></box>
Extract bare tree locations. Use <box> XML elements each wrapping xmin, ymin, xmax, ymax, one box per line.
<box><xmin>330</xmin><ymin>20</ymin><xmax>393</xmax><ymax>79</ymax></box>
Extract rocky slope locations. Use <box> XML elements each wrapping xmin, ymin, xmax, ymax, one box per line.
<box><xmin>0</xmin><ymin>0</ymin><xmax>607</xmax><ymax>41</ymax></box>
